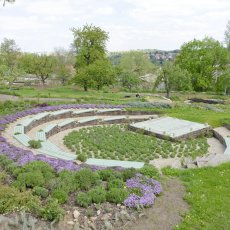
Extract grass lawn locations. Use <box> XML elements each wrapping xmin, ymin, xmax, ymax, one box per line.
<box><xmin>0</xmin><ymin>86</ymin><xmax>139</xmax><ymax>104</ymax></box>
<box><xmin>163</xmin><ymin>163</ymin><xmax>230</xmax><ymax>230</ymax></box>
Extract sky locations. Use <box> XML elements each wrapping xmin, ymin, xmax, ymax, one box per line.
<box><xmin>0</xmin><ymin>0</ymin><xmax>230</xmax><ymax>53</ymax></box>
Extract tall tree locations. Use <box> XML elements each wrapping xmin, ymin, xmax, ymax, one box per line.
<box><xmin>119</xmin><ymin>51</ymin><xmax>155</xmax><ymax>77</ymax></box>
<box><xmin>72</xmin><ymin>24</ymin><xmax>112</xmax><ymax>91</ymax></box>
<box><xmin>53</xmin><ymin>48</ymin><xmax>75</xmax><ymax>85</ymax></box>
<box><xmin>155</xmin><ymin>61</ymin><xmax>192</xmax><ymax>98</ymax></box>
<box><xmin>175</xmin><ymin>37</ymin><xmax>228</xmax><ymax>91</ymax></box>
<box><xmin>225</xmin><ymin>20</ymin><xmax>230</xmax><ymax>51</ymax></box>
<box><xmin>0</xmin><ymin>38</ymin><xmax>23</xmax><ymax>87</ymax></box>
<box><xmin>20</xmin><ymin>53</ymin><xmax>56</xmax><ymax>85</ymax></box>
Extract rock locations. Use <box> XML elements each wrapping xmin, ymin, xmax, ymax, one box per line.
<box><xmin>138</xmin><ymin>212</ymin><xmax>146</xmax><ymax>218</ymax></box>
<box><xmin>101</xmin><ymin>214</ymin><xmax>110</xmax><ymax>221</ymax></box>
<box><xmin>120</xmin><ymin>205</ymin><xmax>126</xmax><ymax>209</ymax></box>
<box><xmin>104</xmin><ymin>220</ymin><xmax>113</xmax><ymax>230</ymax></box>
<box><xmin>67</xmin><ymin>221</ymin><xmax>75</xmax><ymax>225</ymax></box>
<box><xmin>90</xmin><ymin>217</ymin><xmax>97</xmax><ymax>222</ymax></box>
<box><xmin>73</xmin><ymin>221</ymin><xmax>81</xmax><ymax>230</ymax></box>
<box><xmin>73</xmin><ymin>210</ymin><xmax>80</xmax><ymax>219</ymax></box>
<box><xmin>89</xmin><ymin>222</ymin><xmax>97</xmax><ymax>230</ymax></box>
<box><xmin>97</xmin><ymin>210</ymin><xmax>101</xmax><ymax>216</ymax></box>
<box><xmin>120</xmin><ymin>210</ymin><xmax>130</xmax><ymax>221</ymax></box>
<box><xmin>117</xmin><ymin>204</ymin><xmax>121</xmax><ymax>207</ymax></box>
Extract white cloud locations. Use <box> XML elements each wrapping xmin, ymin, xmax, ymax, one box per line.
<box><xmin>0</xmin><ymin>0</ymin><xmax>229</xmax><ymax>52</ymax></box>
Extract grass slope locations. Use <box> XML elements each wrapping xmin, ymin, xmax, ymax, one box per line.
<box><xmin>163</xmin><ymin>163</ymin><xmax>230</xmax><ymax>230</ymax></box>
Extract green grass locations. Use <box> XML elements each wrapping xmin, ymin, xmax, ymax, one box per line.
<box><xmin>64</xmin><ymin>125</ymin><xmax>209</xmax><ymax>162</ymax></box>
<box><xmin>0</xmin><ymin>86</ymin><xmax>140</xmax><ymax>104</ymax></box>
<box><xmin>128</xmin><ymin>103</ymin><xmax>230</xmax><ymax>127</ymax></box>
<box><xmin>163</xmin><ymin>163</ymin><xmax>230</xmax><ymax>230</ymax></box>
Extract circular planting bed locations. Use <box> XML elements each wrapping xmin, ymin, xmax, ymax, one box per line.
<box><xmin>64</xmin><ymin>124</ymin><xmax>209</xmax><ymax>163</ymax></box>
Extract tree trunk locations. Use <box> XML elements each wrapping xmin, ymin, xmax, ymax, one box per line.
<box><xmin>83</xmin><ymin>85</ymin><xmax>88</xmax><ymax>91</ymax></box>
<box><xmin>166</xmin><ymin>89</ymin><xmax>170</xmax><ymax>98</ymax></box>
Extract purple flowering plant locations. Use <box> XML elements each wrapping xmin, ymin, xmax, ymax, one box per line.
<box><xmin>124</xmin><ymin>173</ymin><xmax>163</xmax><ymax>208</ymax></box>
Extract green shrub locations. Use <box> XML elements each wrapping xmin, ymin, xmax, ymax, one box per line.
<box><xmin>33</xmin><ymin>186</ymin><xmax>49</xmax><ymax>198</ymax></box>
<box><xmin>0</xmin><ymin>172</ymin><xmax>7</xmax><ymax>183</ymax></box>
<box><xmin>22</xmin><ymin>161</ymin><xmax>55</xmax><ymax>182</ymax></box>
<box><xmin>88</xmin><ymin>186</ymin><xmax>106</xmax><ymax>204</ymax></box>
<box><xmin>0</xmin><ymin>183</ymin><xmax>40</xmax><ymax>214</ymax></box>
<box><xmin>75</xmin><ymin>168</ymin><xmax>100</xmax><ymax>190</ymax></box>
<box><xmin>41</xmin><ymin>198</ymin><xmax>64</xmax><ymax>221</ymax></box>
<box><xmin>98</xmin><ymin>169</ymin><xmax>114</xmax><ymax>181</ymax></box>
<box><xmin>28</xmin><ymin>140</ymin><xmax>42</xmax><ymax>149</ymax></box>
<box><xmin>16</xmin><ymin>171</ymin><xmax>45</xmax><ymax>189</ymax></box>
<box><xmin>139</xmin><ymin>165</ymin><xmax>159</xmax><ymax>178</ymax></box>
<box><xmin>108</xmin><ymin>179</ymin><xmax>125</xmax><ymax>190</ymax></box>
<box><xmin>122</xmin><ymin>168</ymin><xmax>137</xmax><ymax>181</ymax></box>
<box><xmin>77</xmin><ymin>153</ymin><xmax>87</xmax><ymax>162</ymax></box>
<box><xmin>51</xmin><ymin>189</ymin><xmax>68</xmax><ymax>204</ymax></box>
<box><xmin>57</xmin><ymin>170</ymin><xmax>77</xmax><ymax>193</ymax></box>
<box><xmin>76</xmin><ymin>192</ymin><xmax>92</xmax><ymax>208</ymax></box>
<box><xmin>106</xmin><ymin>188</ymin><xmax>129</xmax><ymax>204</ymax></box>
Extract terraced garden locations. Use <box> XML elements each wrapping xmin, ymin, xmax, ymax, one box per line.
<box><xmin>64</xmin><ymin>125</ymin><xmax>209</xmax><ymax>162</ymax></box>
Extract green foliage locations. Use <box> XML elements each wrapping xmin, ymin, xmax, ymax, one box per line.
<box><xmin>0</xmin><ymin>183</ymin><xmax>40</xmax><ymax>214</ymax></box>
<box><xmin>41</xmin><ymin>198</ymin><xmax>64</xmax><ymax>221</ymax></box>
<box><xmin>51</xmin><ymin>189</ymin><xmax>68</xmax><ymax>204</ymax></box>
<box><xmin>77</xmin><ymin>153</ymin><xmax>87</xmax><ymax>162</ymax></box>
<box><xmin>14</xmin><ymin>161</ymin><xmax>55</xmax><ymax>189</ymax></box>
<box><xmin>106</xmin><ymin>188</ymin><xmax>129</xmax><ymax>204</ymax></box>
<box><xmin>122</xmin><ymin>168</ymin><xmax>137</xmax><ymax>181</ymax></box>
<box><xmin>98</xmin><ymin>169</ymin><xmax>114</xmax><ymax>181</ymax></box>
<box><xmin>57</xmin><ymin>170</ymin><xmax>77</xmax><ymax>193</ymax></box>
<box><xmin>75</xmin><ymin>168</ymin><xmax>100</xmax><ymax>190</ymax></box>
<box><xmin>76</xmin><ymin>192</ymin><xmax>92</xmax><ymax>208</ymax></box>
<box><xmin>108</xmin><ymin>179</ymin><xmax>125</xmax><ymax>189</ymax></box>
<box><xmin>33</xmin><ymin>186</ymin><xmax>49</xmax><ymax>198</ymax></box>
<box><xmin>88</xmin><ymin>186</ymin><xmax>106</xmax><ymax>204</ymax></box>
<box><xmin>139</xmin><ymin>165</ymin><xmax>160</xmax><ymax>178</ymax></box>
<box><xmin>175</xmin><ymin>37</ymin><xmax>229</xmax><ymax>91</ymax></box>
<box><xmin>64</xmin><ymin>125</ymin><xmax>208</xmax><ymax>162</ymax></box>
<box><xmin>28</xmin><ymin>140</ymin><xmax>42</xmax><ymax>149</ymax></box>
<box><xmin>155</xmin><ymin>61</ymin><xmax>192</xmax><ymax>98</ymax></box>
<box><xmin>16</xmin><ymin>171</ymin><xmax>45</xmax><ymax>189</ymax></box>
<box><xmin>72</xmin><ymin>24</ymin><xmax>113</xmax><ymax>91</ymax></box>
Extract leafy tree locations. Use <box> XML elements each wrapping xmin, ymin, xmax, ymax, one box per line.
<box><xmin>20</xmin><ymin>53</ymin><xmax>56</xmax><ymax>85</ymax></box>
<box><xmin>118</xmin><ymin>51</ymin><xmax>156</xmax><ymax>91</ymax></box>
<box><xmin>175</xmin><ymin>37</ymin><xmax>228</xmax><ymax>91</ymax></box>
<box><xmin>216</xmin><ymin>66</ymin><xmax>230</xmax><ymax>95</ymax></box>
<box><xmin>53</xmin><ymin>48</ymin><xmax>75</xmax><ymax>85</ymax></box>
<box><xmin>225</xmin><ymin>20</ymin><xmax>230</xmax><ymax>51</ymax></box>
<box><xmin>118</xmin><ymin>71</ymin><xmax>140</xmax><ymax>92</ymax></box>
<box><xmin>155</xmin><ymin>61</ymin><xmax>192</xmax><ymax>98</ymax></box>
<box><xmin>90</xmin><ymin>59</ymin><xmax>115</xmax><ymax>90</ymax></box>
<box><xmin>72</xmin><ymin>24</ymin><xmax>112</xmax><ymax>91</ymax></box>
<box><xmin>0</xmin><ymin>38</ymin><xmax>23</xmax><ymax>88</ymax></box>
<box><xmin>119</xmin><ymin>51</ymin><xmax>155</xmax><ymax>76</ymax></box>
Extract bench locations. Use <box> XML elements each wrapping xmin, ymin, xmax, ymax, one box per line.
<box><xmin>13</xmin><ymin>125</ymin><xmax>24</xmax><ymax>134</ymax></box>
<box><xmin>86</xmin><ymin>158</ymin><xmax>144</xmax><ymax>169</ymax></box>
<box><xmin>36</xmin><ymin>131</ymin><xmax>47</xmax><ymax>141</ymax></box>
<box><xmin>13</xmin><ymin>134</ymin><xmax>31</xmax><ymax>147</ymax></box>
<box><xmin>224</xmin><ymin>137</ymin><xmax>230</xmax><ymax>155</ymax></box>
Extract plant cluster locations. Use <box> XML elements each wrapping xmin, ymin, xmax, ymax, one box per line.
<box><xmin>64</xmin><ymin>125</ymin><xmax>209</xmax><ymax>162</ymax></box>
<box><xmin>28</xmin><ymin>140</ymin><xmax>42</xmax><ymax>149</ymax></box>
<box><xmin>0</xmin><ymin>151</ymin><xmax>162</xmax><ymax>222</ymax></box>
<box><xmin>124</xmin><ymin>173</ymin><xmax>163</xmax><ymax>208</ymax></box>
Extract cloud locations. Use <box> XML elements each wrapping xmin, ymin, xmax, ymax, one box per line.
<box><xmin>0</xmin><ymin>0</ymin><xmax>229</xmax><ymax>52</ymax></box>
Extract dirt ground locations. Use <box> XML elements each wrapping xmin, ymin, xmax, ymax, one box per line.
<box><xmin>124</xmin><ymin>178</ymin><xmax>189</xmax><ymax>230</ymax></box>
